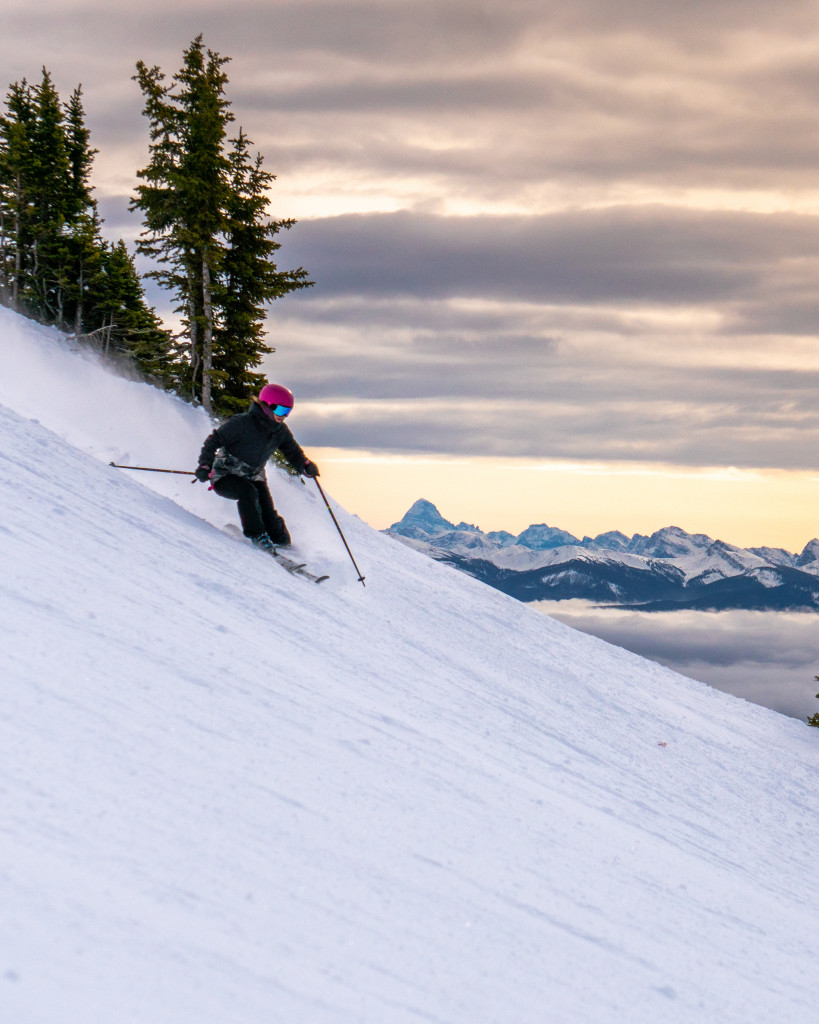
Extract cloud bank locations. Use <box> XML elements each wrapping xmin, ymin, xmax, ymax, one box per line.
<box><xmin>538</xmin><ymin>603</ymin><xmax>819</xmax><ymax>722</ymax></box>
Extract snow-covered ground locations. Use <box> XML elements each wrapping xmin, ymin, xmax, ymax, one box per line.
<box><xmin>1</xmin><ymin>306</ymin><xmax>817</xmax><ymax>1024</ymax></box>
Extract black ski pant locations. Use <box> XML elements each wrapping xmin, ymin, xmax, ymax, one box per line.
<box><xmin>212</xmin><ymin>475</ymin><xmax>291</xmax><ymax>545</ymax></box>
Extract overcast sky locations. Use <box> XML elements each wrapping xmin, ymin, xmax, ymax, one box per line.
<box><xmin>4</xmin><ymin>0</ymin><xmax>819</xmax><ymax>543</ymax></box>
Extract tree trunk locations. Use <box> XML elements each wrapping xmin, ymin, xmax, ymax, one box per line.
<box><xmin>201</xmin><ymin>255</ymin><xmax>213</xmax><ymax>414</ymax></box>
<box><xmin>186</xmin><ymin>266</ymin><xmax>200</xmax><ymax>403</ymax></box>
<box><xmin>74</xmin><ymin>259</ymin><xmax>83</xmax><ymax>335</ymax></box>
<box><xmin>12</xmin><ymin>173</ymin><xmax>22</xmax><ymax>311</ymax></box>
<box><xmin>0</xmin><ymin>209</ymin><xmax>7</xmax><ymax>306</ymax></box>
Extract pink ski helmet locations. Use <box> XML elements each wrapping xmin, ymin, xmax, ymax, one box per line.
<box><xmin>258</xmin><ymin>383</ymin><xmax>294</xmax><ymax>416</ymax></box>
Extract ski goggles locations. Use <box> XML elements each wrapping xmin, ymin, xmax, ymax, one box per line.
<box><xmin>266</xmin><ymin>404</ymin><xmax>292</xmax><ymax>418</ymax></box>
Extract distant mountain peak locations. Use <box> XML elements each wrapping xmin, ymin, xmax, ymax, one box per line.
<box><xmin>388</xmin><ymin>499</ymin><xmax>455</xmax><ymax>539</ymax></box>
<box><xmin>797</xmin><ymin>538</ymin><xmax>819</xmax><ymax>566</ymax></box>
<box><xmin>406</xmin><ymin>498</ymin><xmax>440</xmax><ymax>516</ymax></box>
<box><xmin>515</xmin><ymin>523</ymin><xmax>581</xmax><ymax>550</ymax></box>
<box><xmin>586</xmin><ymin>530</ymin><xmax>630</xmax><ymax>550</ymax></box>
<box><xmin>385</xmin><ymin>500</ymin><xmax>819</xmax><ymax>611</ymax></box>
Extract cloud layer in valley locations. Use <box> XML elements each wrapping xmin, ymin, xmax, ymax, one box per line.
<box><xmin>538</xmin><ymin>603</ymin><xmax>819</xmax><ymax>722</ymax></box>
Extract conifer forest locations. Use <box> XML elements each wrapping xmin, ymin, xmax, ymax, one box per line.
<box><xmin>0</xmin><ymin>36</ymin><xmax>311</xmax><ymax>415</ymax></box>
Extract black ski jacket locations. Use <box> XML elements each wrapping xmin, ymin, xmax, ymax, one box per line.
<box><xmin>198</xmin><ymin>400</ymin><xmax>310</xmax><ymax>479</ymax></box>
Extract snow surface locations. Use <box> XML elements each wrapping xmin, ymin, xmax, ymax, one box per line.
<box><xmin>1</xmin><ymin>306</ymin><xmax>818</xmax><ymax>1024</ymax></box>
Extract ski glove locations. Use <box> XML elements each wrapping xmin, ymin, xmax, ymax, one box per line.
<box><xmin>302</xmin><ymin>460</ymin><xmax>320</xmax><ymax>478</ymax></box>
<box><xmin>194</xmin><ymin>465</ymin><xmax>211</xmax><ymax>483</ymax></box>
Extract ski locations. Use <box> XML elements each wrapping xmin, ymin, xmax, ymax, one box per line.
<box><xmin>267</xmin><ymin>548</ymin><xmax>330</xmax><ymax>585</ymax></box>
<box><xmin>222</xmin><ymin>524</ymin><xmax>329</xmax><ymax>584</ymax></box>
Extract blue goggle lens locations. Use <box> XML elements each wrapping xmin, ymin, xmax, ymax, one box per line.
<box><xmin>268</xmin><ymin>404</ymin><xmax>292</xmax><ymax>417</ymax></box>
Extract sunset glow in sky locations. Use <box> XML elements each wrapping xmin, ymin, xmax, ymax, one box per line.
<box><xmin>4</xmin><ymin>0</ymin><xmax>819</xmax><ymax>548</ymax></box>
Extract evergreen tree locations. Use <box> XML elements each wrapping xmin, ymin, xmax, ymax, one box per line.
<box><xmin>59</xmin><ymin>86</ymin><xmax>101</xmax><ymax>332</ymax></box>
<box><xmin>132</xmin><ymin>36</ymin><xmax>312</xmax><ymax>415</ymax></box>
<box><xmin>0</xmin><ymin>69</ymin><xmax>174</xmax><ymax>385</ymax></box>
<box><xmin>1</xmin><ymin>71</ymin><xmax>99</xmax><ymax>327</ymax></box>
<box><xmin>64</xmin><ymin>86</ymin><xmax>96</xmax><ymax>217</ymax></box>
<box><xmin>25</xmin><ymin>69</ymin><xmax>75</xmax><ymax>324</ymax></box>
<box><xmin>0</xmin><ymin>79</ymin><xmax>35</xmax><ymax>310</ymax></box>
<box><xmin>64</xmin><ymin>210</ymin><xmax>105</xmax><ymax>334</ymax></box>
<box><xmin>91</xmin><ymin>239</ymin><xmax>176</xmax><ymax>382</ymax></box>
<box><xmin>215</xmin><ymin>129</ymin><xmax>311</xmax><ymax>413</ymax></box>
<box><xmin>174</xmin><ymin>38</ymin><xmax>232</xmax><ymax>413</ymax></box>
<box><xmin>133</xmin><ymin>38</ymin><xmax>230</xmax><ymax>410</ymax></box>
<box><xmin>808</xmin><ymin>679</ymin><xmax>819</xmax><ymax>728</ymax></box>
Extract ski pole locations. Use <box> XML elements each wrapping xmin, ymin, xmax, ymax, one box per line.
<box><xmin>109</xmin><ymin>461</ymin><xmax>198</xmax><ymax>481</ymax></box>
<box><xmin>312</xmin><ymin>477</ymin><xmax>366</xmax><ymax>586</ymax></box>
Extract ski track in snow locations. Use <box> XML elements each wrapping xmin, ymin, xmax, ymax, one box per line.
<box><xmin>1</xmin><ymin>306</ymin><xmax>818</xmax><ymax>1024</ymax></box>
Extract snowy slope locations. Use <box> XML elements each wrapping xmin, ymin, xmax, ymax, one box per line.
<box><xmin>1</xmin><ymin>308</ymin><xmax>818</xmax><ymax>1024</ymax></box>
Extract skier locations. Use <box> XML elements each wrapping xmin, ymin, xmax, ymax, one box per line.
<box><xmin>195</xmin><ymin>383</ymin><xmax>319</xmax><ymax>552</ymax></box>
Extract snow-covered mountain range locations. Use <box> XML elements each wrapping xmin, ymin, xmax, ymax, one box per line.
<box><xmin>2</xmin><ymin>305</ymin><xmax>819</xmax><ymax>1023</ymax></box>
<box><xmin>387</xmin><ymin>499</ymin><xmax>819</xmax><ymax>610</ymax></box>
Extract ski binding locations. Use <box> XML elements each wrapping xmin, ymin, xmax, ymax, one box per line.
<box><xmin>223</xmin><ymin>524</ymin><xmax>328</xmax><ymax>583</ymax></box>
